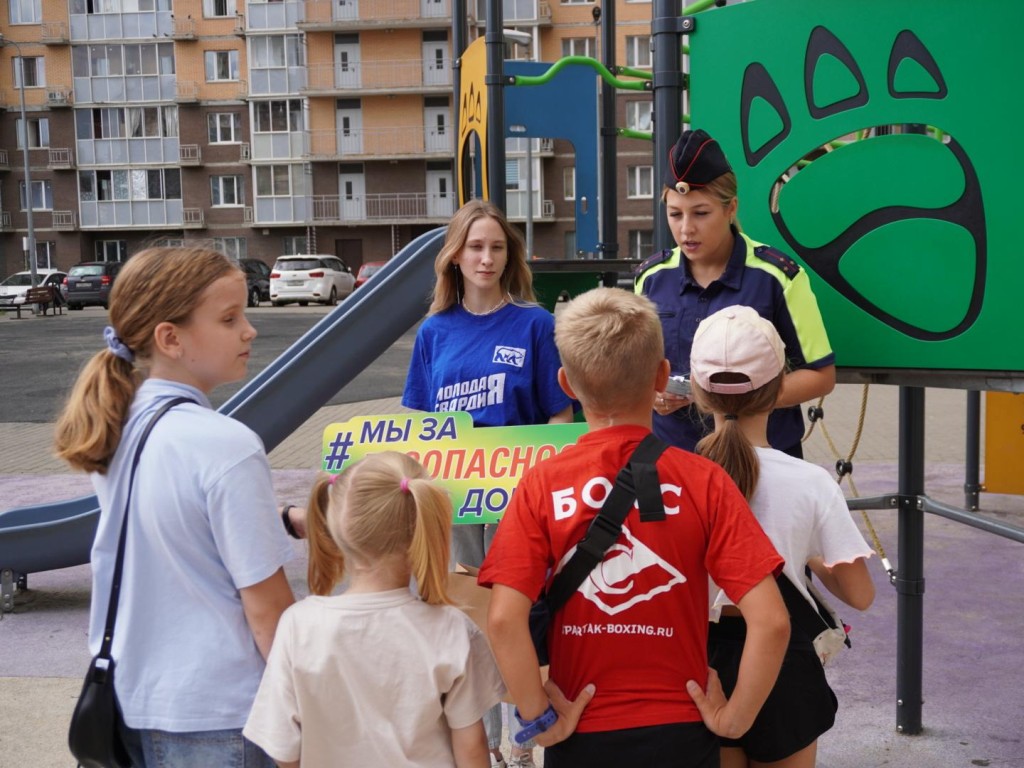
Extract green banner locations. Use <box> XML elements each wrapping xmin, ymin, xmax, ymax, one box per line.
<box><xmin>322</xmin><ymin>412</ymin><xmax>587</xmax><ymax>524</ymax></box>
<box><xmin>690</xmin><ymin>0</ymin><xmax>1022</xmax><ymax>372</ymax></box>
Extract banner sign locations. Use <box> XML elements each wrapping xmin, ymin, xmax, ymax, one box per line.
<box><xmin>322</xmin><ymin>412</ymin><xmax>586</xmax><ymax>524</ymax></box>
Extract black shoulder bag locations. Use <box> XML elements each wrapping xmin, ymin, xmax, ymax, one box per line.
<box><xmin>68</xmin><ymin>397</ymin><xmax>193</xmax><ymax>768</ymax></box>
<box><xmin>529</xmin><ymin>434</ymin><xmax>669</xmax><ymax>665</ymax></box>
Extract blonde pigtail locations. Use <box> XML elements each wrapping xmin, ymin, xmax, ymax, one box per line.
<box><xmin>406</xmin><ymin>479</ymin><xmax>453</xmax><ymax>606</ymax></box>
<box><xmin>306</xmin><ymin>474</ymin><xmax>346</xmax><ymax>596</ymax></box>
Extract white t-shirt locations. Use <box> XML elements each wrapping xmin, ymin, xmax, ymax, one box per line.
<box><xmin>244</xmin><ymin>588</ymin><xmax>506</xmax><ymax>768</ymax></box>
<box><xmin>89</xmin><ymin>379</ymin><xmax>295</xmax><ymax>731</ymax></box>
<box><xmin>711</xmin><ymin>447</ymin><xmax>874</xmax><ymax>618</ymax></box>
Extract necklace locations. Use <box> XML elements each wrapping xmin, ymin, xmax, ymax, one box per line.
<box><xmin>462</xmin><ymin>295</ymin><xmax>509</xmax><ymax>317</ymax></box>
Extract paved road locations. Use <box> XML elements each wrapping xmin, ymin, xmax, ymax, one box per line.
<box><xmin>0</xmin><ymin>305</ymin><xmax>417</xmax><ymax>423</ymax></box>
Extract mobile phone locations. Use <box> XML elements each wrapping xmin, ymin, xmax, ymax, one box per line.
<box><xmin>665</xmin><ymin>374</ymin><xmax>691</xmax><ymax>397</ymax></box>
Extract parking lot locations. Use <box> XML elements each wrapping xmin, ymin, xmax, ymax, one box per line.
<box><xmin>0</xmin><ymin>303</ymin><xmax>417</xmax><ymax>423</ymax></box>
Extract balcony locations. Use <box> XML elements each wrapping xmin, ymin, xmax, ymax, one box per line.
<box><xmin>299</xmin><ymin>0</ymin><xmax>452</xmax><ymax>30</ymax></box>
<box><xmin>306</xmin><ymin>127</ymin><xmax>451</xmax><ymax>160</ymax></box>
<box><xmin>175</xmin><ymin>82</ymin><xmax>199</xmax><ymax>103</ymax></box>
<box><xmin>172</xmin><ymin>16</ymin><xmax>197</xmax><ymax>40</ymax></box>
<box><xmin>474</xmin><ymin>0</ymin><xmax>550</xmax><ymax>25</ymax></box>
<box><xmin>240</xmin><ymin>143</ymin><xmax>251</xmax><ymax>161</ymax></box>
<box><xmin>303</xmin><ymin>59</ymin><xmax>451</xmax><ymax>96</ymax></box>
<box><xmin>505</xmin><ymin>192</ymin><xmax>555</xmax><ymax>222</ymax></box>
<box><xmin>46</xmin><ymin>88</ymin><xmax>73</xmax><ymax>108</ymax></box>
<box><xmin>52</xmin><ymin>211</ymin><xmax>77</xmax><ymax>230</ymax></box>
<box><xmin>0</xmin><ymin>211</ymin><xmax>10</xmax><ymax>231</ymax></box>
<box><xmin>0</xmin><ymin>149</ymin><xmax>8</xmax><ymax>171</ymax></box>
<box><xmin>311</xmin><ymin>193</ymin><xmax>454</xmax><ymax>223</ymax></box>
<box><xmin>183</xmin><ymin>208</ymin><xmax>205</xmax><ymax>228</ymax></box>
<box><xmin>233</xmin><ymin>13</ymin><xmax>246</xmax><ymax>35</ymax></box>
<box><xmin>48</xmin><ymin>148</ymin><xmax>75</xmax><ymax>169</ymax></box>
<box><xmin>41</xmin><ymin>21</ymin><xmax>70</xmax><ymax>44</ymax></box>
<box><xmin>179</xmin><ymin>144</ymin><xmax>202</xmax><ymax>165</ymax></box>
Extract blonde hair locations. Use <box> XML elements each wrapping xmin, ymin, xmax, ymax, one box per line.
<box><xmin>555</xmin><ymin>288</ymin><xmax>664</xmax><ymax>413</ymax></box>
<box><xmin>53</xmin><ymin>247</ymin><xmax>241</xmax><ymax>474</ymax></box>
<box><xmin>306</xmin><ymin>452</ymin><xmax>452</xmax><ymax>605</ymax></box>
<box><xmin>429</xmin><ymin>199</ymin><xmax>536</xmax><ymax>314</ymax></box>
<box><xmin>661</xmin><ymin>172</ymin><xmax>742</xmax><ymax>232</ymax></box>
<box><xmin>691</xmin><ymin>371</ymin><xmax>784</xmax><ymax>500</ymax></box>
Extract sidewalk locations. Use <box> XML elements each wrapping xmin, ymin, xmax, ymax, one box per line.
<box><xmin>2</xmin><ymin>386</ymin><xmax>1023</xmax><ymax>767</ymax></box>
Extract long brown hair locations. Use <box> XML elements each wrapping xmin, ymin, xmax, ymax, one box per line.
<box><xmin>691</xmin><ymin>371</ymin><xmax>784</xmax><ymax>500</ymax></box>
<box><xmin>428</xmin><ymin>199</ymin><xmax>535</xmax><ymax>314</ymax></box>
<box><xmin>53</xmin><ymin>247</ymin><xmax>241</xmax><ymax>474</ymax></box>
<box><xmin>306</xmin><ymin>452</ymin><xmax>453</xmax><ymax>605</ymax></box>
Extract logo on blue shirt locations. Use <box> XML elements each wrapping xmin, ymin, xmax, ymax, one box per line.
<box><xmin>493</xmin><ymin>346</ymin><xmax>526</xmax><ymax>368</ymax></box>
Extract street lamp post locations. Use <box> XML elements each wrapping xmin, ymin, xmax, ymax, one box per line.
<box><xmin>0</xmin><ymin>34</ymin><xmax>39</xmax><ymax>289</ymax></box>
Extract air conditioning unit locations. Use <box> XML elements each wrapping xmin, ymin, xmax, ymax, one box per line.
<box><xmin>46</xmin><ymin>89</ymin><xmax>68</xmax><ymax>105</ymax></box>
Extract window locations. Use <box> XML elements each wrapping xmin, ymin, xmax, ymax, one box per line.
<box><xmin>561</xmin><ymin>0</ymin><xmax>592</xmax><ymax>4</ymax></box>
<box><xmin>253</xmin><ymin>100</ymin><xmax>303</xmax><ymax>133</ymax></box>
<box><xmin>17</xmin><ymin>118</ymin><xmax>50</xmax><ymax>148</ymax></box>
<box><xmin>563</xmin><ymin>167</ymin><xmax>575</xmax><ymax>200</ymax></box>
<box><xmin>282</xmin><ymin>235</ymin><xmax>307</xmax><ymax>255</ymax></box>
<box><xmin>256</xmin><ymin>165</ymin><xmax>291</xmax><ymax>196</ymax></box>
<box><xmin>208</xmin><ymin>112</ymin><xmax>242</xmax><ymax>143</ymax></box>
<box><xmin>628</xmin><ymin>230</ymin><xmax>654</xmax><ymax>260</ymax></box>
<box><xmin>154</xmin><ymin>237</ymin><xmax>185</xmax><ymax>247</ymax></box>
<box><xmin>213</xmin><ymin>237</ymin><xmax>247</xmax><ymax>260</ymax></box>
<box><xmin>13</xmin><ymin>57</ymin><xmax>44</xmax><ymax>88</ymax></box>
<box><xmin>71</xmin><ymin>0</ymin><xmax>170</xmax><ymax>11</ymax></box>
<box><xmin>564</xmin><ymin>231</ymin><xmax>577</xmax><ymax>260</ymax></box>
<box><xmin>625</xmin><ymin>36</ymin><xmax>652</xmax><ymax>69</ymax></box>
<box><xmin>10</xmin><ymin>0</ymin><xmax>41</xmax><ymax>24</ymax></box>
<box><xmin>626</xmin><ymin>101</ymin><xmax>653</xmax><ymax>132</ymax></box>
<box><xmin>250</xmin><ymin>35</ymin><xmax>303</xmax><ymax>69</ymax></box>
<box><xmin>202</xmin><ymin>0</ymin><xmax>236</xmax><ymax>17</ymax></box>
<box><xmin>205</xmin><ymin>51</ymin><xmax>240</xmax><ymax>82</ymax></box>
<box><xmin>211</xmin><ymin>175</ymin><xmax>244</xmax><ymax>206</ymax></box>
<box><xmin>76</xmin><ymin>106</ymin><xmax>177</xmax><ymax>139</ymax></box>
<box><xmin>627</xmin><ymin>165</ymin><xmax>654</xmax><ymax>199</ymax></box>
<box><xmin>74</xmin><ymin>43</ymin><xmax>173</xmax><ymax>78</ymax></box>
<box><xmin>95</xmin><ymin>241</ymin><xmax>128</xmax><ymax>262</ymax></box>
<box><xmin>20</xmin><ymin>180</ymin><xmax>53</xmax><ymax>210</ymax></box>
<box><xmin>80</xmin><ymin>169</ymin><xmax>181</xmax><ymax>201</ymax></box>
<box><xmin>561</xmin><ymin>38</ymin><xmax>593</xmax><ymax>58</ymax></box>
<box><xmin>35</xmin><ymin>241</ymin><xmax>56</xmax><ymax>269</ymax></box>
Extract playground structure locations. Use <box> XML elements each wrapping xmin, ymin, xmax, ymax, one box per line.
<box><xmin>1</xmin><ymin>0</ymin><xmax>1023</xmax><ymax>743</ymax></box>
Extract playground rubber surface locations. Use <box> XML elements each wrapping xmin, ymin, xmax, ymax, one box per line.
<box><xmin>1</xmin><ymin>386</ymin><xmax>1022</xmax><ymax>767</ymax></box>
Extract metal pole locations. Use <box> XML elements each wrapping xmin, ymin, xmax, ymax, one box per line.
<box><xmin>485</xmin><ymin>0</ymin><xmax>506</xmax><ymax>210</ymax></box>
<box><xmin>895</xmin><ymin>385</ymin><xmax>926</xmax><ymax>734</ymax></box>
<box><xmin>452</xmin><ymin>0</ymin><xmax>467</xmax><ymax>206</ymax></box>
<box><xmin>4</xmin><ymin>37</ymin><xmax>38</xmax><ymax>288</ymax></box>
<box><xmin>652</xmin><ymin>0</ymin><xmax>685</xmax><ymax>252</ymax></box>
<box><xmin>599</xmin><ymin>0</ymin><xmax>618</xmax><ymax>260</ymax></box>
<box><xmin>964</xmin><ymin>390</ymin><xmax>981</xmax><ymax>511</ymax></box>
<box><xmin>526</xmin><ymin>139</ymin><xmax>533</xmax><ymax>257</ymax></box>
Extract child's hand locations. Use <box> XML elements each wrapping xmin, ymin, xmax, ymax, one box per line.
<box><xmin>686</xmin><ymin>669</ymin><xmax>746</xmax><ymax>739</ymax></box>
<box><xmin>654</xmin><ymin>390</ymin><xmax>690</xmax><ymax>416</ymax></box>
<box><xmin>531</xmin><ymin>680</ymin><xmax>596</xmax><ymax>748</ymax></box>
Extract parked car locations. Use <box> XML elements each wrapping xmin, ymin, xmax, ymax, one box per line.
<box><xmin>269</xmin><ymin>255</ymin><xmax>355</xmax><ymax>306</ymax></box>
<box><xmin>0</xmin><ymin>270</ymin><xmax>67</xmax><ymax>308</ymax></box>
<box><xmin>240</xmin><ymin>258</ymin><xmax>271</xmax><ymax>308</ymax></box>
<box><xmin>61</xmin><ymin>261</ymin><xmax>124</xmax><ymax>310</ymax></box>
<box><xmin>354</xmin><ymin>260</ymin><xmax>387</xmax><ymax>290</ymax></box>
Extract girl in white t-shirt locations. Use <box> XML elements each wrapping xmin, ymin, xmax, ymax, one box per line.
<box><xmin>686</xmin><ymin>306</ymin><xmax>875</xmax><ymax>768</ymax></box>
<box><xmin>245</xmin><ymin>451</ymin><xmax>506</xmax><ymax>768</ymax></box>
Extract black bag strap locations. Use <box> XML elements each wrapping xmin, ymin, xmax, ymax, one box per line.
<box><xmin>544</xmin><ymin>434</ymin><xmax>669</xmax><ymax>613</ymax></box>
<box><xmin>97</xmin><ymin>397</ymin><xmax>194</xmax><ymax>661</ymax></box>
<box><xmin>777</xmin><ymin>573</ymin><xmax>850</xmax><ymax>648</ymax></box>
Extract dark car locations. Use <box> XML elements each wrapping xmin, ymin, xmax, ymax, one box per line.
<box><xmin>354</xmin><ymin>260</ymin><xmax>387</xmax><ymax>290</ymax></box>
<box><xmin>241</xmin><ymin>259</ymin><xmax>271</xmax><ymax>307</ymax></box>
<box><xmin>61</xmin><ymin>262</ymin><xmax>123</xmax><ymax>310</ymax></box>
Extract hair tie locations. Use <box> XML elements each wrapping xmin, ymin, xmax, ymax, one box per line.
<box><xmin>400</xmin><ymin>477</ymin><xmax>410</xmax><ymax>494</ymax></box>
<box><xmin>723</xmin><ymin>414</ymin><xmax>739</xmax><ymax>421</ymax></box>
<box><xmin>103</xmin><ymin>325</ymin><xmax>135</xmax><ymax>363</ymax></box>
<box><xmin>328</xmin><ymin>473</ymin><xmax>339</xmax><ymax>485</ymax></box>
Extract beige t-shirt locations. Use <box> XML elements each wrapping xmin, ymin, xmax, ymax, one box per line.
<box><xmin>244</xmin><ymin>588</ymin><xmax>505</xmax><ymax>768</ymax></box>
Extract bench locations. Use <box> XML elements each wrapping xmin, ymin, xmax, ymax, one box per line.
<box><xmin>4</xmin><ymin>286</ymin><xmax>64</xmax><ymax>319</ymax></box>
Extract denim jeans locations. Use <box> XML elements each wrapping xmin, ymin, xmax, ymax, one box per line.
<box><xmin>119</xmin><ymin>722</ymin><xmax>275</xmax><ymax>768</ymax></box>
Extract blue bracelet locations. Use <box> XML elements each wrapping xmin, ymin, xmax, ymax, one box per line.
<box><xmin>513</xmin><ymin>703</ymin><xmax>558</xmax><ymax>744</ymax></box>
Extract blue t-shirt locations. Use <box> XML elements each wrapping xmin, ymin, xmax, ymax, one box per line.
<box><xmin>403</xmin><ymin>303</ymin><xmax>571</xmax><ymax>427</ymax></box>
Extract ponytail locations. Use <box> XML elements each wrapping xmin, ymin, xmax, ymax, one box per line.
<box><xmin>306</xmin><ymin>473</ymin><xmax>346</xmax><ymax>596</ymax></box>
<box><xmin>405</xmin><ymin>478</ymin><xmax>453</xmax><ymax>606</ymax></box>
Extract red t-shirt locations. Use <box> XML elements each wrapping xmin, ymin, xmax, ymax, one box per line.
<box><xmin>479</xmin><ymin>425</ymin><xmax>783</xmax><ymax>733</ymax></box>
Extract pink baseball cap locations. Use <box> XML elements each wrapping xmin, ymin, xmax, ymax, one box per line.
<box><xmin>690</xmin><ymin>306</ymin><xmax>786</xmax><ymax>394</ymax></box>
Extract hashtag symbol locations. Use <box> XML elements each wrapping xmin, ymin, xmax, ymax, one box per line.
<box><xmin>325</xmin><ymin>431</ymin><xmax>354</xmax><ymax>471</ymax></box>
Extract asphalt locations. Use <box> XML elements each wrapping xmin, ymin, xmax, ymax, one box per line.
<box><xmin>2</xmin><ymin>382</ymin><xmax>1023</xmax><ymax>767</ymax></box>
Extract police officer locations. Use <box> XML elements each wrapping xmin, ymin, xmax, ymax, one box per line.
<box><xmin>635</xmin><ymin>128</ymin><xmax>835</xmax><ymax>457</ymax></box>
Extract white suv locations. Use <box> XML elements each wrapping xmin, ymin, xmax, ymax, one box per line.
<box><xmin>269</xmin><ymin>255</ymin><xmax>355</xmax><ymax>307</ymax></box>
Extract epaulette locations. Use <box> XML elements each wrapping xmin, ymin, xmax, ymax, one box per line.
<box><xmin>753</xmin><ymin>245</ymin><xmax>801</xmax><ymax>279</ymax></box>
<box><xmin>634</xmin><ymin>248</ymin><xmax>674</xmax><ymax>275</ymax></box>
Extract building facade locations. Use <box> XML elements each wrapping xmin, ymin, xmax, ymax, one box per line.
<box><xmin>0</xmin><ymin>0</ymin><xmax>660</xmax><ymax>278</ymax></box>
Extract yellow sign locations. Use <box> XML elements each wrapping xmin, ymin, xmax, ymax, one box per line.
<box><xmin>984</xmin><ymin>392</ymin><xmax>1024</xmax><ymax>495</ymax></box>
<box><xmin>457</xmin><ymin>37</ymin><xmax>488</xmax><ymax>206</ymax></box>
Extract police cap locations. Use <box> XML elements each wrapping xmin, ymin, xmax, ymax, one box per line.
<box><xmin>663</xmin><ymin>128</ymin><xmax>732</xmax><ymax>195</ymax></box>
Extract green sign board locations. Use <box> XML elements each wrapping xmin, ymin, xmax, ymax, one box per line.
<box><xmin>690</xmin><ymin>0</ymin><xmax>1021</xmax><ymax>372</ymax></box>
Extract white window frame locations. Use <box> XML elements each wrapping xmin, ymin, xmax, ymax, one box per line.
<box><xmin>255</xmin><ymin>165</ymin><xmax>292</xmax><ymax>197</ymax></box>
<box><xmin>17</xmin><ymin>117</ymin><xmax>50</xmax><ymax>149</ymax></box>
<box><xmin>205</xmin><ymin>50</ymin><xmax>240</xmax><ymax>82</ymax></box>
<box><xmin>20</xmin><ymin>180</ymin><xmax>53</xmax><ymax>211</ymax></box>
<box><xmin>35</xmin><ymin>241</ymin><xmax>57</xmax><ymax>269</ymax></box>
<box><xmin>563</xmin><ymin>167</ymin><xmax>575</xmax><ymax>200</ymax></box>
<box><xmin>95</xmin><ymin>240</ymin><xmax>128</xmax><ymax>262</ymax></box>
<box><xmin>627</xmin><ymin>165</ymin><xmax>654</xmax><ymax>199</ymax></box>
<box><xmin>250</xmin><ymin>35</ymin><xmax>303</xmax><ymax>70</ymax></box>
<box><xmin>253</xmin><ymin>100</ymin><xmax>303</xmax><ymax>133</ymax></box>
<box><xmin>282</xmin><ymin>235</ymin><xmax>307</xmax><ymax>255</ymax></box>
<box><xmin>10</xmin><ymin>0</ymin><xmax>42</xmax><ymax>24</ymax></box>
<box><xmin>626</xmin><ymin>101</ymin><xmax>653</xmax><ymax>132</ymax></box>
<box><xmin>202</xmin><ymin>0</ymin><xmax>236</xmax><ymax>17</ymax></box>
<box><xmin>208</xmin><ymin>112</ymin><xmax>242</xmax><ymax>143</ymax></box>
<box><xmin>13</xmin><ymin>57</ymin><xmax>45</xmax><ymax>88</ymax></box>
<box><xmin>625</xmin><ymin>36</ymin><xmax>652</xmax><ymax>69</ymax></box>
<box><xmin>628</xmin><ymin>229</ymin><xmax>654</xmax><ymax>260</ymax></box>
<box><xmin>211</xmin><ymin>175</ymin><xmax>244</xmax><ymax>206</ymax></box>
<box><xmin>561</xmin><ymin>38</ymin><xmax>594</xmax><ymax>59</ymax></box>
<box><xmin>213</xmin><ymin>237</ymin><xmax>247</xmax><ymax>260</ymax></box>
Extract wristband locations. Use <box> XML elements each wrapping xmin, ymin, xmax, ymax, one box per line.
<box><xmin>281</xmin><ymin>505</ymin><xmax>299</xmax><ymax>539</ymax></box>
<box><xmin>513</xmin><ymin>703</ymin><xmax>558</xmax><ymax>744</ymax></box>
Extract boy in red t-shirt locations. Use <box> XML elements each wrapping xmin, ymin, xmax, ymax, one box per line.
<box><xmin>479</xmin><ymin>287</ymin><xmax>790</xmax><ymax>767</ymax></box>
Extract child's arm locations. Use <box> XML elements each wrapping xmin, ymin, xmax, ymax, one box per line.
<box><xmin>275</xmin><ymin>761</ymin><xmax>298</xmax><ymax>768</ymax></box>
<box><xmin>776</xmin><ymin>364</ymin><xmax>836</xmax><ymax>409</ymax></box>
<box><xmin>240</xmin><ymin>568</ymin><xmax>295</xmax><ymax>660</ymax></box>
<box><xmin>451</xmin><ymin>721</ymin><xmax>489</xmax><ymax>768</ymax></box>
<box><xmin>686</xmin><ymin>575</ymin><xmax>789</xmax><ymax>738</ymax></box>
<box><xmin>808</xmin><ymin>556</ymin><xmax>875</xmax><ymax>611</ymax></box>
<box><xmin>488</xmin><ymin>584</ymin><xmax>596</xmax><ymax>747</ymax></box>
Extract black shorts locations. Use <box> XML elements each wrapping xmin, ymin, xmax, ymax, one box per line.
<box><xmin>545</xmin><ymin>721</ymin><xmax>718</xmax><ymax>768</ymax></box>
<box><xmin>708</xmin><ymin>616</ymin><xmax>837</xmax><ymax>762</ymax></box>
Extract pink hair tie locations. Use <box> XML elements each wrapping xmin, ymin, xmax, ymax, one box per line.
<box><xmin>328</xmin><ymin>474</ymin><xmax>340</xmax><ymax>485</ymax></box>
<box><xmin>400</xmin><ymin>477</ymin><xmax>411</xmax><ymax>494</ymax></box>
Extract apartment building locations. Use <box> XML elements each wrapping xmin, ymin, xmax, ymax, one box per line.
<box><xmin>0</xmin><ymin>0</ymin><xmax>659</xmax><ymax>277</ymax></box>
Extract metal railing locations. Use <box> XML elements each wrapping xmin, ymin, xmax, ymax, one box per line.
<box><xmin>41</xmin><ymin>21</ymin><xmax>70</xmax><ymax>43</ymax></box>
<box><xmin>47</xmin><ymin>148</ymin><xmax>74</xmax><ymax>168</ymax></box>
<box><xmin>311</xmin><ymin>193</ymin><xmax>454</xmax><ymax>222</ymax></box>
<box><xmin>0</xmin><ymin>149</ymin><xmax>8</xmax><ymax>168</ymax></box>
<box><xmin>304</xmin><ymin>59</ymin><xmax>451</xmax><ymax>92</ymax></box>
<box><xmin>175</xmin><ymin>81</ymin><xmax>199</xmax><ymax>102</ymax></box>
<box><xmin>302</xmin><ymin>0</ymin><xmax>450</xmax><ymax>23</ymax></box>
<box><xmin>179</xmin><ymin>144</ymin><xmax>202</xmax><ymax>165</ymax></box>
<box><xmin>183</xmin><ymin>208</ymin><xmax>205</xmax><ymax>227</ymax></box>
<box><xmin>172</xmin><ymin>17</ymin><xmax>197</xmax><ymax>38</ymax></box>
<box><xmin>306</xmin><ymin>127</ymin><xmax>451</xmax><ymax>157</ymax></box>
<box><xmin>52</xmin><ymin>211</ymin><xmax>76</xmax><ymax>230</ymax></box>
